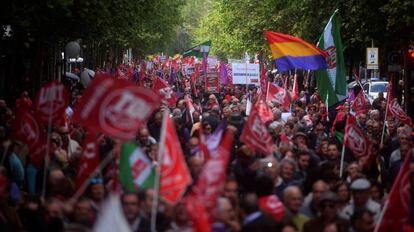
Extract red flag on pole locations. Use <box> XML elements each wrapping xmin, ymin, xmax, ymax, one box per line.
<box><xmin>351</xmin><ymin>90</ymin><xmax>369</xmax><ymax>115</ymax></box>
<box><xmin>386</xmin><ymin>82</ymin><xmax>412</xmax><ymax>125</ymax></box>
<box><xmin>344</xmin><ymin>115</ymin><xmax>372</xmax><ymax>159</ymax></box>
<box><xmin>73</xmin><ymin>73</ymin><xmax>160</xmax><ymax>140</ymax></box>
<box><xmin>159</xmin><ymin>115</ymin><xmax>192</xmax><ymax>204</ymax></box>
<box><xmin>241</xmin><ymin>104</ymin><xmax>274</xmax><ymax>156</ymax></box>
<box><xmin>290</xmin><ymin>74</ymin><xmax>299</xmax><ymax>101</ymax></box>
<box><xmin>267</xmin><ymin>83</ymin><xmax>290</xmax><ymax>111</ymax></box>
<box><xmin>34</xmin><ymin>81</ymin><xmax>69</xmax><ymax>125</ymax></box>
<box><xmin>75</xmin><ymin>131</ymin><xmax>100</xmax><ymax>189</ymax></box>
<box><xmin>375</xmin><ymin>153</ymin><xmax>411</xmax><ymax>232</ymax></box>
<box><xmin>11</xmin><ymin>111</ymin><xmax>47</xmax><ymax>167</ymax></box>
<box><xmin>153</xmin><ymin>76</ymin><xmax>177</xmax><ymax>107</ymax></box>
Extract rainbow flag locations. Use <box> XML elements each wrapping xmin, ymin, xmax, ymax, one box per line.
<box><xmin>265</xmin><ymin>31</ymin><xmax>328</xmax><ymax>71</ymax></box>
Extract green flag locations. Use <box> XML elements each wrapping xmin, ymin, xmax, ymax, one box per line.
<box><xmin>182</xmin><ymin>41</ymin><xmax>211</xmax><ymax>58</ymax></box>
<box><xmin>119</xmin><ymin>143</ymin><xmax>155</xmax><ymax>192</ymax></box>
<box><xmin>315</xmin><ymin>10</ymin><xmax>347</xmax><ymax>107</ymax></box>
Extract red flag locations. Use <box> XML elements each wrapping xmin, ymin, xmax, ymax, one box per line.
<box><xmin>75</xmin><ymin>131</ymin><xmax>100</xmax><ymax>189</ymax></box>
<box><xmin>351</xmin><ymin>90</ymin><xmax>369</xmax><ymax>115</ymax></box>
<box><xmin>34</xmin><ymin>81</ymin><xmax>69</xmax><ymax>125</ymax></box>
<box><xmin>11</xmin><ymin>111</ymin><xmax>47</xmax><ymax>167</ymax></box>
<box><xmin>159</xmin><ymin>115</ymin><xmax>192</xmax><ymax>204</ymax></box>
<box><xmin>386</xmin><ymin>82</ymin><xmax>412</xmax><ymax>125</ymax></box>
<box><xmin>138</xmin><ymin>62</ymin><xmax>146</xmax><ymax>87</ymax></box>
<box><xmin>259</xmin><ymin>64</ymin><xmax>268</xmax><ymax>101</ymax></box>
<box><xmin>290</xmin><ymin>74</ymin><xmax>299</xmax><ymax>101</ymax></box>
<box><xmin>256</xmin><ymin>100</ymin><xmax>273</xmax><ymax>124</ymax></box>
<box><xmin>267</xmin><ymin>83</ymin><xmax>290</xmax><ymax>111</ymax></box>
<box><xmin>258</xmin><ymin>195</ymin><xmax>285</xmax><ymax>222</ymax></box>
<box><xmin>344</xmin><ymin>115</ymin><xmax>372</xmax><ymax>159</ymax></box>
<box><xmin>191</xmin><ymin>130</ymin><xmax>234</xmax><ymax>220</ymax></box>
<box><xmin>375</xmin><ymin>153</ymin><xmax>411</xmax><ymax>232</ymax></box>
<box><xmin>190</xmin><ymin>73</ymin><xmax>198</xmax><ymax>97</ymax></box>
<box><xmin>153</xmin><ymin>76</ymin><xmax>177</xmax><ymax>107</ymax></box>
<box><xmin>73</xmin><ymin>73</ymin><xmax>160</xmax><ymax>140</ymax></box>
<box><xmin>241</xmin><ymin>104</ymin><xmax>274</xmax><ymax>156</ymax></box>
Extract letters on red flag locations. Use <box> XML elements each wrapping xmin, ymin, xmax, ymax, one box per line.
<box><xmin>75</xmin><ymin>131</ymin><xmax>100</xmax><ymax>189</ymax></box>
<box><xmin>241</xmin><ymin>105</ymin><xmax>274</xmax><ymax>156</ymax></box>
<box><xmin>34</xmin><ymin>81</ymin><xmax>69</xmax><ymax>125</ymax></box>
<box><xmin>73</xmin><ymin>73</ymin><xmax>160</xmax><ymax>140</ymax></box>
<box><xmin>387</xmin><ymin>98</ymin><xmax>412</xmax><ymax>125</ymax></box>
<box><xmin>159</xmin><ymin>115</ymin><xmax>192</xmax><ymax>204</ymax></box>
<box><xmin>351</xmin><ymin>90</ymin><xmax>369</xmax><ymax>115</ymax></box>
<box><xmin>344</xmin><ymin>115</ymin><xmax>372</xmax><ymax>159</ymax></box>
<box><xmin>375</xmin><ymin>153</ymin><xmax>412</xmax><ymax>232</ymax></box>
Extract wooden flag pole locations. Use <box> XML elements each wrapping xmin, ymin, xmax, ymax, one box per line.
<box><xmin>72</xmin><ymin>153</ymin><xmax>113</xmax><ymax>201</ymax></box>
<box><xmin>151</xmin><ymin>111</ymin><xmax>168</xmax><ymax>232</ymax></box>
<box><xmin>339</xmin><ymin>142</ymin><xmax>346</xmax><ymax>178</ymax></box>
<box><xmin>41</xmin><ymin>98</ymin><xmax>55</xmax><ymax>199</ymax></box>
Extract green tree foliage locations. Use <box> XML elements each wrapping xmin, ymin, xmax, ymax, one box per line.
<box><xmin>2</xmin><ymin>0</ymin><xmax>184</xmax><ymax>56</ymax></box>
<box><xmin>194</xmin><ymin>0</ymin><xmax>412</xmax><ymax>62</ymax></box>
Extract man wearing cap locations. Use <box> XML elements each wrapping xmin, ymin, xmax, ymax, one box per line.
<box><xmin>303</xmin><ymin>191</ymin><xmax>349</xmax><ymax>232</ymax></box>
<box><xmin>339</xmin><ymin>178</ymin><xmax>381</xmax><ymax>223</ymax></box>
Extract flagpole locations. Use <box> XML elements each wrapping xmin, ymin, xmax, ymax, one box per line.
<box><xmin>0</xmin><ymin>142</ymin><xmax>9</xmax><ymax>166</ymax></box>
<box><xmin>339</xmin><ymin>142</ymin><xmax>346</xmax><ymax>178</ymax></box>
<box><xmin>72</xmin><ymin>153</ymin><xmax>113</xmax><ymax>200</ymax></box>
<box><xmin>374</xmin><ymin>199</ymin><xmax>389</xmax><ymax>232</ymax></box>
<box><xmin>380</xmin><ymin>84</ymin><xmax>391</xmax><ymax>146</ymax></box>
<box><xmin>42</xmin><ymin>97</ymin><xmax>55</xmax><ymax>199</ymax></box>
<box><xmin>151</xmin><ymin>111</ymin><xmax>168</xmax><ymax>232</ymax></box>
<box><xmin>266</xmin><ymin>81</ymin><xmax>270</xmax><ymax>102</ymax></box>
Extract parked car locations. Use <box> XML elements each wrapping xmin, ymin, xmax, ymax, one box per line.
<box><xmin>347</xmin><ymin>79</ymin><xmax>388</xmax><ymax>103</ymax></box>
<box><xmin>363</xmin><ymin>81</ymin><xmax>388</xmax><ymax>103</ymax></box>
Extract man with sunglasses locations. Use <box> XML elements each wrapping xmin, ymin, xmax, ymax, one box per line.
<box><xmin>303</xmin><ymin>191</ymin><xmax>349</xmax><ymax>232</ymax></box>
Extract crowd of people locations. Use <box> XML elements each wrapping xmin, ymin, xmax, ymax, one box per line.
<box><xmin>0</xmin><ymin>63</ymin><xmax>412</xmax><ymax>232</ymax></box>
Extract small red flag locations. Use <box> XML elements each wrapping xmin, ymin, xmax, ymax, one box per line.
<box><xmin>75</xmin><ymin>131</ymin><xmax>100</xmax><ymax>189</ymax></box>
<box><xmin>11</xmin><ymin>110</ymin><xmax>47</xmax><ymax>167</ymax></box>
<box><xmin>267</xmin><ymin>83</ymin><xmax>290</xmax><ymax>111</ymax></box>
<box><xmin>351</xmin><ymin>90</ymin><xmax>369</xmax><ymax>115</ymax></box>
<box><xmin>159</xmin><ymin>115</ymin><xmax>192</xmax><ymax>204</ymax></box>
<box><xmin>34</xmin><ymin>81</ymin><xmax>69</xmax><ymax>125</ymax></box>
<box><xmin>386</xmin><ymin>87</ymin><xmax>412</xmax><ymax>125</ymax></box>
<box><xmin>73</xmin><ymin>73</ymin><xmax>160</xmax><ymax>140</ymax></box>
<box><xmin>258</xmin><ymin>195</ymin><xmax>285</xmax><ymax>222</ymax></box>
<box><xmin>344</xmin><ymin>115</ymin><xmax>372</xmax><ymax>159</ymax></box>
<box><xmin>241</xmin><ymin>104</ymin><xmax>274</xmax><ymax>156</ymax></box>
<box><xmin>153</xmin><ymin>76</ymin><xmax>177</xmax><ymax>107</ymax></box>
<box><xmin>256</xmin><ymin>100</ymin><xmax>273</xmax><ymax>124</ymax></box>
